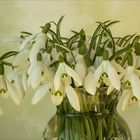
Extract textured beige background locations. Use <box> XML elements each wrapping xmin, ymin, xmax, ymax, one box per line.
<box><xmin>0</xmin><ymin>0</ymin><xmax>140</xmax><ymax>140</ymax></box>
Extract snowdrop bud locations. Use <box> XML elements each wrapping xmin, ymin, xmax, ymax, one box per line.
<box><xmin>103</xmin><ymin>50</ymin><xmax>109</xmax><ymax>60</ymax></box>
<box><xmin>42</xmin><ymin>23</ymin><xmax>51</xmax><ymax>34</ymax></box>
<box><xmin>84</xmin><ymin>56</ymin><xmax>93</xmax><ymax>67</ymax></box>
<box><xmin>127</xmin><ymin>53</ymin><xmax>133</xmax><ymax>66</ymax></box>
<box><xmin>78</xmin><ymin>42</ymin><xmax>87</xmax><ymax>55</ymax></box>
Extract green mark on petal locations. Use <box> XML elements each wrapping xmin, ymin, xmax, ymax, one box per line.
<box><xmin>0</xmin><ymin>89</ymin><xmax>6</xmax><ymax>94</ymax></box>
<box><xmin>61</xmin><ymin>73</ymin><xmax>68</xmax><ymax>79</ymax></box>
<box><xmin>54</xmin><ymin>91</ymin><xmax>63</xmax><ymax>96</ymax></box>
<box><xmin>131</xmin><ymin>96</ymin><xmax>137</xmax><ymax>101</ymax></box>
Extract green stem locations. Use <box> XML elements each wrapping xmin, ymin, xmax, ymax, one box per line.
<box><xmin>98</xmin><ymin>117</ymin><xmax>103</xmax><ymax>140</ymax></box>
<box><xmin>96</xmin><ymin>96</ymin><xmax>103</xmax><ymax>140</ymax></box>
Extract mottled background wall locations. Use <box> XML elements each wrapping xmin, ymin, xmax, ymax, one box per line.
<box><xmin>0</xmin><ymin>0</ymin><xmax>140</xmax><ymax>140</ymax></box>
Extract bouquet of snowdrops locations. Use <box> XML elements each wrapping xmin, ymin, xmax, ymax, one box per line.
<box><xmin>0</xmin><ymin>16</ymin><xmax>139</xmax><ymax>139</ymax></box>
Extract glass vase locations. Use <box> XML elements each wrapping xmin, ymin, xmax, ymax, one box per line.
<box><xmin>43</xmin><ymin>88</ymin><xmax>132</xmax><ymax>140</ymax></box>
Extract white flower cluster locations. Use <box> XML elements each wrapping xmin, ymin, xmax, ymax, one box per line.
<box><xmin>1</xmin><ymin>19</ymin><xmax>140</xmax><ymax>113</ymax></box>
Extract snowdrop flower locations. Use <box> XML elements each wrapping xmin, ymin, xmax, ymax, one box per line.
<box><xmin>106</xmin><ymin>62</ymin><xmax>124</xmax><ymax>95</ymax></box>
<box><xmin>84</xmin><ymin>60</ymin><xmax>120</xmax><ymax>95</ymax></box>
<box><xmin>52</xmin><ymin>62</ymin><xmax>82</xmax><ymax>111</ymax></box>
<box><xmin>74</xmin><ymin>55</ymin><xmax>87</xmax><ymax>84</ymax></box>
<box><xmin>123</xmin><ymin>66</ymin><xmax>140</xmax><ymax>99</ymax></box>
<box><xmin>6</xmin><ymin>72</ymin><xmax>25</xmax><ymax>105</ymax></box>
<box><xmin>31</xmin><ymin>83</ymin><xmax>52</xmax><ymax>105</ymax></box>
<box><xmin>0</xmin><ymin>75</ymin><xmax>7</xmax><ymax>94</ymax></box>
<box><xmin>31</xmin><ymin>68</ymin><xmax>54</xmax><ymax>105</ymax></box>
<box><xmin>28</xmin><ymin>61</ymin><xmax>47</xmax><ymax>89</ymax></box>
<box><xmin>54</xmin><ymin>62</ymin><xmax>82</xmax><ymax>91</ymax></box>
<box><xmin>29</xmin><ymin>32</ymin><xmax>46</xmax><ymax>63</ymax></box>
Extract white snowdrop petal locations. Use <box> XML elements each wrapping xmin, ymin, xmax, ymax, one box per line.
<box><xmin>130</xmin><ymin>73</ymin><xmax>140</xmax><ymax>99</ymax></box>
<box><xmin>54</xmin><ymin>64</ymin><xmax>62</xmax><ymax>91</ymax></box>
<box><xmin>51</xmin><ymin>48</ymin><xmax>60</xmax><ymax>61</ymax></box>
<box><xmin>15</xmin><ymin>75</ymin><xmax>25</xmax><ymax>99</ymax></box>
<box><xmin>30</xmin><ymin>62</ymin><xmax>42</xmax><ymax>89</ymax></box>
<box><xmin>1</xmin><ymin>92</ymin><xmax>9</xmax><ymax>98</ymax></box>
<box><xmin>14</xmin><ymin>61</ymin><xmax>29</xmax><ymax>75</ymax></box>
<box><xmin>65</xmin><ymin>84</ymin><xmax>80</xmax><ymax>111</ymax></box>
<box><xmin>22</xmin><ymin>73</ymin><xmax>28</xmax><ymax>92</ymax></box>
<box><xmin>13</xmin><ymin>49</ymin><xmax>29</xmax><ymax>66</ymax></box>
<box><xmin>29</xmin><ymin>33</ymin><xmax>46</xmax><ymax>63</ymax></box>
<box><xmin>122</xmin><ymin>90</ymin><xmax>131</xmax><ymax>111</ymax></box>
<box><xmin>75</xmin><ymin>62</ymin><xmax>87</xmax><ymax>84</ymax></box>
<box><xmin>84</xmin><ymin>72</ymin><xmax>96</xmax><ymax>95</ymax></box>
<box><xmin>107</xmin><ymin>85</ymin><xmax>114</xmax><ymax>95</ymax></box>
<box><xmin>29</xmin><ymin>43</ymin><xmax>43</xmax><ymax>63</ymax></box>
<box><xmin>111</xmin><ymin>61</ymin><xmax>124</xmax><ymax>73</ymax></box>
<box><xmin>135</xmin><ymin>55</ymin><xmax>140</xmax><ymax>68</ymax></box>
<box><xmin>32</xmin><ymin>84</ymin><xmax>49</xmax><ymax>105</ymax></box>
<box><xmin>107</xmin><ymin>62</ymin><xmax>121</xmax><ymax>90</ymax></box>
<box><xmin>94</xmin><ymin>56</ymin><xmax>103</xmax><ymax>68</ymax></box>
<box><xmin>36</xmin><ymin>32</ymin><xmax>46</xmax><ymax>40</ymax></box>
<box><xmin>135</xmin><ymin>70</ymin><xmax>140</xmax><ymax>77</ymax></box>
<box><xmin>6</xmin><ymin>80</ymin><xmax>21</xmax><ymax>105</ymax></box>
<box><xmin>51</xmin><ymin>94</ymin><xmax>63</xmax><ymax>106</ymax></box>
<box><xmin>20</xmin><ymin>34</ymin><xmax>35</xmax><ymax>51</ymax></box>
<box><xmin>64</xmin><ymin>63</ymin><xmax>82</xmax><ymax>86</ymax></box>
<box><xmin>93</xmin><ymin>62</ymin><xmax>103</xmax><ymax>86</ymax></box>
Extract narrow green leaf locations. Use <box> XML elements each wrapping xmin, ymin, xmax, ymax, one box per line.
<box><xmin>56</xmin><ymin>16</ymin><xmax>65</xmax><ymax>44</ymax></box>
<box><xmin>0</xmin><ymin>51</ymin><xmax>18</xmax><ymax>61</ymax></box>
<box><xmin>122</xmin><ymin>34</ymin><xmax>136</xmax><ymax>48</ymax></box>
<box><xmin>42</xmin><ymin>23</ymin><xmax>51</xmax><ymax>34</ymax></box>
<box><xmin>67</xmin><ymin>32</ymin><xmax>80</xmax><ymax>47</ymax></box>
<box><xmin>100</xmin><ymin>24</ymin><xmax>116</xmax><ymax>54</ymax></box>
<box><xmin>21</xmin><ymin>31</ymin><xmax>32</xmax><ymax>35</ymax></box>
<box><xmin>0</xmin><ymin>63</ymin><xmax>4</xmax><ymax>75</ymax></box>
